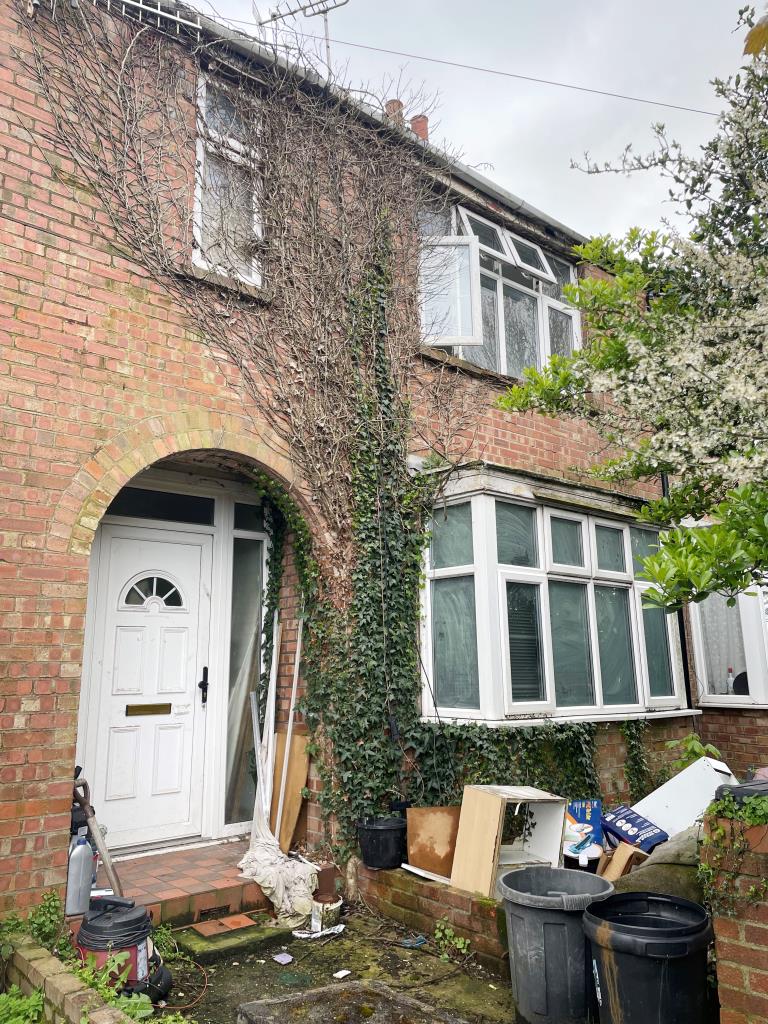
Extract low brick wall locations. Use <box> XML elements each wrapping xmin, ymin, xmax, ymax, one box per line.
<box><xmin>5</xmin><ymin>937</ymin><xmax>131</xmax><ymax>1024</ymax></box>
<box><xmin>705</xmin><ymin>844</ymin><xmax>768</xmax><ymax>1023</ymax></box>
<box><xmin>355</xmin><ymin>863</ymin><xmax>508</xmax><ymax>975</ymax></box>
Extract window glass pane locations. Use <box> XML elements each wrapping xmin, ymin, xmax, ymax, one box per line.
<box><xmin>506</xmin><ymin>582</ymin><xmax>545</xmax><ymax>702</ymax></box>
<box><xmin>107</xmin><ymin>487</ymin><xmax>215</xmax><ymax>525</ymax></box>
<box><xmin>548</xmin><ymin>307</ymin><xmax>575</xmax><ymax>358</ymax></box>
<box><xmin>595</xmin><ymin>525</ymin><xmax>626</xmax><ymax>573</ymax></box>
<box><xmin>643</xmin><ymin>605</ymin><xmax>674</xmax><ymax>697</ymax></box>
<box><xmin>226</xmin><ymin>537</ymin><xmax>263</xmax><ymax>824</ymax></box>
<box><xmin>201</xmin><ymin>152</ymin><xmax>255</xmax><ymax>277</ymax></box>
<box><xmin>418</xmin><ymin>205</ymin><xmax>452</xmax><ymax>237</ymax></box>
<box><xmin>480</xmin><ymin>252</ymin><xmax>501</xmax><ymax>273</ymax></box>
<box><xmin>234</xmin><ymin>503</ymin><xmax>264</xmax><ymax>532</ymax></box>
<box><xmin>431</xmin><ymin>503</ymin><xmax>473</xmax><ymax>568</ymax></box>
<box><xmin>421</xmin><ymin>243</ymin><xmax>474</xmax><ymax>341</ymax></box>
<box><xmin>551</xmin><ymin>517</ymin><xmax>583</xmax><ymax>566</ymax></box>
<box><xmin>630</xmin><ymin>527</ymin><xmax>660</xmax><ymax>576</ymax></box>
<box><xmin>501</xmin><ymin>262</ymin><xmax>536</xmax><ymax>289</ymax></box>
<box><xmin>549</xmin><ymin>581</ymin><xmax>594</xmax><ymax>706</ymax></box>
<box><xmin>510</xmin><ymin>236</ymin><xmax>546</xmax><ymax>272</ymax></box>
<box><xmin>206</xmin><ymin>83</ymin><xmax>246</xmax><ymax>141</ymax></box>
<box><xmin>464</xmin><ymin>274</ymin><xmax>499</xmax><ymax>372</ymax></box>
<box><xmin>432</xmin><ymin>577</ymin><xmax>480</xmax><ymax>708</ymax></box>
<box><xmin>496</xmin><ymin>502</ymin><xmax>538</xmax><ymax>567</ymax></box>
<box><xmin>596</xmin><ymin>586</ymin><xmax>637</xmax><ymax>704</ymax></box>
<box><xmin>466</xmin><ymin>214</ymin><xmax>506</xmax><ymax>254</ymax></box>
<box><xmin>541</xmin><ymin>255</ymin><xmax>573</xmax><ymax>300</ymax></box>
<box><xmin>503</xmin><ymin>285</ymin><xmax>539</xmax><ymax>378</ymax></box>
<box><xmin>699</xmin><ymin>593</ymin><xmax>748</xmax><ymax>695</ymax></box>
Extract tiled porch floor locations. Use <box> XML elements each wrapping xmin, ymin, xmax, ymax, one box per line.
<box><xmin>97</xmin><ymin>838</ymin><xmax>269</xmax><ymax>925</ymax></box>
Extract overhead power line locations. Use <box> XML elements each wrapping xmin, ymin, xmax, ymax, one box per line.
<box><xmin>215</xmin><ymin>14</ymin><xmax>720</xmax><ymax>118</ymax></box>
<box><xmin>302</xmin><ymin>35</ymin><xmax>720</xmax><ymax>117</ymax></box>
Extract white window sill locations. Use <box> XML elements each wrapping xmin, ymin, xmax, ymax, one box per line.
<box><xmin>421</xmin><ymin>707</ymin><xmax>700</xmax><ymax>728</ymax></box>
<box><xmin>698</xmin><ymin>699</ymin><xmax>768</xmax><ymax>711</ymax></box>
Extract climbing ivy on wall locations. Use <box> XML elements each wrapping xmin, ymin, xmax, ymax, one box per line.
<box><xmin>249</xmin><ymin>234</ymin><xmax>604</xmax><ymax>859</ymax></box>
<box><xmin>620</xmin><ymin>720</ymin><xmax>654</xmax><ymax>803</ymax></box>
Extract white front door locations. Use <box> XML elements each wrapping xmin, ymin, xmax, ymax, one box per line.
<box><xmin>83</xmin><ymin>524</ymin><xmax>212</xmax><ymax>848</ymax></box>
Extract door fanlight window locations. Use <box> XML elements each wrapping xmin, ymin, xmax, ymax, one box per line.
<box><xmin>122</xmin><ymin>575</ymin><xmax>184</xmax><ymax>608</ymax></box>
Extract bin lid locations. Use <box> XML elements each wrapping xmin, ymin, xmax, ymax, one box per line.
<box><xmin>500</xmin><ymin>866</ymin><xmax>613</xmax><ymax>911</ymax></box>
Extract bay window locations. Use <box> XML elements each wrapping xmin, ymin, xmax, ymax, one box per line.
<box><xmin>423</xmin><ymin>495</ymin><xmax>685</xmax><ymax>721</ymax></box>
<box><xmin>419</xmin><ymin>205</ymin><xmax>579</xmax><ymax>374</ymax></box>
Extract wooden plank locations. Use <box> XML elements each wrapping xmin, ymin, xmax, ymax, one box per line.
<box><xmin>406</xmin><ymin>806</ymin><xmax>461</xmax><ymax>878</ymax></box>
<box><xmin>269</xmin><ymin>731</ymin><xmax>309</xmax><ymax>853</ymax></box>
<box><xmin>450</xmin><ymin>787</ymin><xmax>505</xmax><ymax>897</ymax></box>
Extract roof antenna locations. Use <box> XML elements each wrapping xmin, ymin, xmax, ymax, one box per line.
<box><xmin>255</xmin><ymin>0</ymin><xmax>350</xmax><ymax>69</ymax></box>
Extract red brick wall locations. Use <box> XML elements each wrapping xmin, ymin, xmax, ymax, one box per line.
<box><xmin>699</xmin><ymin>708</ymin><xmax>768</xmax><ymax>779</ymax></box>
<box><xmin>594</xmin><ymin>716</ymin><xmax>697</xmax><ymax>805</ymax></box>
<box><xmin>356</xmin><ymin>863</ymin><xmax>508</xmax><ymax>975</ymax></box>
<box><xmin>707</xmin><ymin>845</ymin><xmax>768</xmax><ymax>1023</ymax></box>
<box><xmin>0</xmin><ymin>0</ymin><xmax>678</xmax><ymax>910</ymax></box>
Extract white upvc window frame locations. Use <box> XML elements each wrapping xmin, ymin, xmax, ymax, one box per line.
<box><xmin>458</xmin><ymin>205</ymin><xmax>556</xmax><ymax>283</ymax></box>
<box><xmin>421</xmin><ymin>491</ymin><xmax>687</xmax><ymax>723</ymax></box>
<box><xmin>544</xmin><ymin>507</ymin><xmax>590</xmax><ymax>576</ymax></box>
<box><xmin>590</xmin><ymin>516</ymin><xmax>633</xmax><ymax>583</ymax></box>
<box><xmin>193</xmin><ymin>75</ymin><xmax>262</xmax><ymax>288</ymax></box>
<box><xmin>449</xmin><ymin>208</ymin><xmax>580</xmax><ymax>377</ymax></box>
<box><xmin>690</xmin><ymin>588</ymin><xmax>768</xmax><ymax>707</ymax></box>
<box><xmin>422</xmin><ymin>494</ymin><xmax>493</xmax><ymax>719</ymax></box>
<box><xmin>420</xmin><ymin>235</ymin><xmax>484</xmax><ymax>347</ymax></box>
<box><xmin>505</xmin><ymin>230</ymin><xmax>556</xmax><ymax>283</ymax></box>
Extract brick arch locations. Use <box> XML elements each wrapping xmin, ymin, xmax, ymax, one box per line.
<box><xmin>49</xmin><ymin>410</ymin><xmax>307</xmax><ymax>556</ymax></box>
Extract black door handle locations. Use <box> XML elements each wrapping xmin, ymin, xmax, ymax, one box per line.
<box><xmin>198</xmin><ymin>666</ymin><xmax>209</xmax><ymax>706</ymax></box>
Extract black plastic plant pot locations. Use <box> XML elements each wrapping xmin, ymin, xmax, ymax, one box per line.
<box><xmin>357</xmin><ymin>816</ymin><xmax>407</xmax><ymax>870</ymax></box>
<box><xmin>583</xmin><ymin>892</ymin><xmax>714</xmax><ymax>1024</ymax></box>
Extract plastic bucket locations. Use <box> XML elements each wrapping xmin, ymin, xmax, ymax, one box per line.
<box><xmin>583</xmin><ymin>892</ymin><xmax>714</xmax><ymax>1024</ymax></box>
<box><xmin>499</xmin><ymin>866</ymin><xmax>614</xmax><ymax>1024</ymax></box>
<box><xmin>357</xmin><ymin>817</ymin><xmax>406</xmax><ymax>870</ymax></box>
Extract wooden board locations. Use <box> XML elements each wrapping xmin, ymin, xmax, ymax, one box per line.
<box><xmin>449</xmin><ymin>788</ymin><xmax>506</xmax><ymax>897</ymax></box>
<box><xmin>406</xmin><ymin>806</ymin><xmax>461</xmax><ymax>878</ymax></box>
<box><xmin>269</xmin><ymin>731</ymin><xmax>309</xmax><ymax>854</ymax></box>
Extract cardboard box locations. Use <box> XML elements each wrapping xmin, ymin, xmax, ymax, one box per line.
<box><xmin>597</xmin><ymin>841</ymin><xmax>649</xmax><ymax>881</ymax></box>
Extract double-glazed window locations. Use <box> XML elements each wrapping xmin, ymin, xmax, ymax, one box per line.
<box><xmin>691</xmin><ymin>588</ymin><xmax>768</xmax><ymax>705</ymax></box>
<box><xmin>420</xmin><ymin>205</ymin><xmax>579</xmax><ymax>376</ymax></box>
<box><xmin>424</xmin><ymin>494</ymin><xmax>683</xmax><ymax>720</ymax></box>
<box><xmin>195</xmin><ymin>79</ymin><xmax>261</xmax><ymax>285</ymax></box>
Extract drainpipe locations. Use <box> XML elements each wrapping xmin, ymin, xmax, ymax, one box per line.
<box><xmin>661</xmin><ymin>472</ymin><xmax>694</xmax><ymax>713</ymax></box>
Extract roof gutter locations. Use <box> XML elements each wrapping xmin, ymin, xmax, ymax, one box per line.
<box><xmin>105</xmin><ymin>0</ymin><xmax>587</xmax><ymax>246</ymax></box>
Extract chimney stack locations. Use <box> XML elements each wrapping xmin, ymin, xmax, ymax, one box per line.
<box><xmin>384</xmin><ymin>98</ymin><xmax>405</xmax><ymax>126</ymax></box>
<box><xmin>410</xmin><ymin>114</ymin><xmax>429</xmax><ymax>141</ymax></box>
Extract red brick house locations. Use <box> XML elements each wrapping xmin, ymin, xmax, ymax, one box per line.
<box><xmin>1</xmin><ymin>0</ymin><xmax>750</xmax><ymax>918</ymax></box>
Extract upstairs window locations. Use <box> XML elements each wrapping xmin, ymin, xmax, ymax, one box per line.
<box><xmin>194</xmin><ymin>79</ymin><xmax>261</xmax><ymax>286</ymax></box>
<box><xmin>419</xmin><ymin>204</ymin><xmax>579</xmax><ymax>374</ymax></box>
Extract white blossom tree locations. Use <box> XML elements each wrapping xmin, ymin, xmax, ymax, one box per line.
<box><xmin>500</xmin><ymin>27</ymin><xmax>768</xmax><ymax>611</ymax></box>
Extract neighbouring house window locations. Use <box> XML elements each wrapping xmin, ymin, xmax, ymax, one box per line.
<box><xmin>423</xmin><ymin>495</ymin><xmax>684</xmax><ymax>719</ymax></box>
<box><xmin>419</xmin><ymin>204</ymin><xmax>579</xmax><ymax>371</ymax></box>
<box><xmin>692</xmin><ymin>587</ymin><xmax>768</xmax><ymax>704</ymax></box>
<box><xmin>195</xmin><ymin>79</ymin><xmax>261</xmax><ymax>285</ymax></box>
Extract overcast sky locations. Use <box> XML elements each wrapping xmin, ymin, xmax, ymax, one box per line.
<box><xmin>199</xmin><ymin>0</ymin><xmax>748</xmax><ymax>238</ymax></box>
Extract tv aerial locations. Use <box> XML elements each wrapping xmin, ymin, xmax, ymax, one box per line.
<box><xmin>255</xmin><ymin>0</ymin><xmax>350</xmax><ymax>68</ymax></box>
